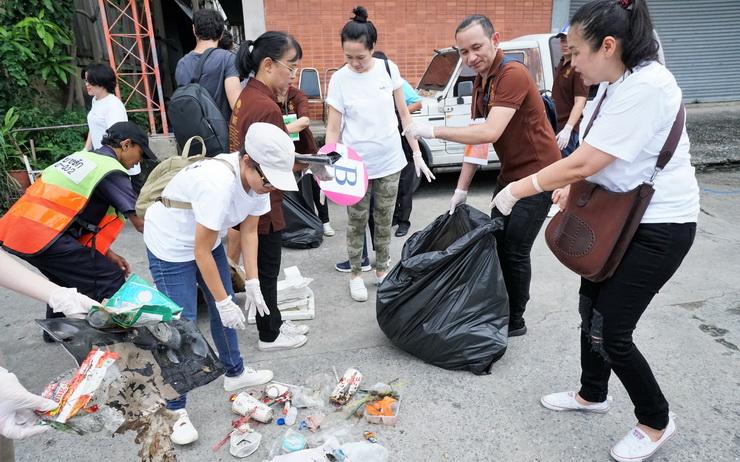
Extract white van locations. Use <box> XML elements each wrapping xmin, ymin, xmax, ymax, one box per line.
<box><xmin>412</xmin><ymin>34</ymin><xmax>562</xmax><ymax>171</ymax></box>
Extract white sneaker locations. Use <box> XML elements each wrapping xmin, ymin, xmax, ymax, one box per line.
<box><xmin>349</xmin><ymin>277</ymin><xmax>368</xmax><ymax>302</ymax></box>
<box><xmin>258</xmin><ymin>332</ymin><xmax>307</xmax><ymax>351</ymax></box>
<box><xmin>540</xmin><ymin>391</ymin><xmax>611</xmax><ymax>413</ymax></box>
<box><xmin>610</xmin><ymin>414</ymin><xmax>676</xmax><ymax>462</ymax></box>
<box><xmin>223</xmin><ymin>366</ymin><xmax>274</xmax><ymax>391</ymax></box>
<box><xmin>281</xmin><ymin>320</ymin><xmax>309</xmax><ymax>335</ymax></box>
<box><xmin>375</xmin><ymin>272</ymin><xmax>386</xmax><ymax>286</ymax></box>
<box><xmin>170</xmin><ymin>409</ymin><xmax>198</xmax><ymax>445</ymax></box>
<box><xmin>323</xmin><ymin>222</ymin><xmax>335</xmax><ymax>237</ymax></box>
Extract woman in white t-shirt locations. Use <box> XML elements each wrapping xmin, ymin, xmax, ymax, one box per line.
<box><xmin>83</xmin><ymin>63</ymin><xmax>128</xmax><ymax>151</ymax></box>
<box><xmin>143</xmin><ymin>123</ymin><xmax>299</xmax><ymax>446</ymax></box>
<box><xmin>491</xmin><ymin>1</ymin><xmax>699</xmax><ymax>461</ymax></box>
<box><xmin>325</xmin><ymin>6</ymin><xmax>434</xmax><ymax>302</ymax></box>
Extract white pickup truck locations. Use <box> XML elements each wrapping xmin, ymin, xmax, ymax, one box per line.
<box><xmin>412</xmin><ymin>33</ymin><xmax>562</xmax><ymax>171</ymax></box>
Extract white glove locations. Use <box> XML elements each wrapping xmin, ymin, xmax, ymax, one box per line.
<box><xmin>48</xmin><ymin>287</ymin><xmax>99</xmax><ymax>319</ymax></box>
<box><xmin>244</xmin><ymin>279</ymin><xmax>270</xmax><ymax>318</ymax></box>
<box><xmin>556</xmin><ymin>124</ymin><xmax>573</xmax><ymax>150</ymax></box>
<box><xmin>402</xmin><ymin>121</ymin><xmax>435</xmax><ymax>140</ymax></box>
<box><xmin>310</xmin><ymin>165</ymin><xmax>334</xmax><ymax>182</ymax></box>
<box><xmin>412</xmin><ymin>151</ymin><xmax>436</xmax><ymax>183</ymax></box>
<box><xmin>0</xmin><ymin>368</ymin><xmax>58</xmax><ymax>440</ymax></box>
<box><xmin>215</xmin><ymin>297</ymin><xmax>245</xmax><ymax>330</ymax></box>
<box><xmin>449</xmin><ymin>188</ymin><xmax>468</xmax><ymax>215</ymax></box>
<box><xmin>490</xmin><ymin>184</ymin><xmax>520</xmax><ymax>216</ymax></box>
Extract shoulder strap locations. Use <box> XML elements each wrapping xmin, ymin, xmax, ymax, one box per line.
<box><xmin>159</xmin><ymin>157</ymin><xmax>236</xmax><ymax>210</ymax></box>
<box><xmin>191</xmin><ymin>48</ymin><xmax>217</xmax><ymax>84</ymax></box>
<box><xmin>655</xmin><ymin>105</ymin><xmax>685</xmax><ymax>170</ymax></box>
<box><xmin>583</xmin><ymin>90</ymin><xmax>685</xmax><ymax>176</ymax></box>
<box><xmin>483</xmin><ymin>56</ymin><xmax>522</xmax><ymax>107</ymax></box>
<box><xmin>382</xmin><ymin>58</ymin><xmax>391</xmax><ymax>78</ymax></box>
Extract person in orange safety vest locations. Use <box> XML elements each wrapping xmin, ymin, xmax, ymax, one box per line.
<box><xmin>0</xmin><ymin>121</ymin><xmax>155</xmax><ymax>342</ymax></box>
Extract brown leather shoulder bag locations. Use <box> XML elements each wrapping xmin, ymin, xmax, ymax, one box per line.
<box><xmin>544</xmin><ymin>93</ymin><xmax>686</xmax><ymax>282</ymax></box>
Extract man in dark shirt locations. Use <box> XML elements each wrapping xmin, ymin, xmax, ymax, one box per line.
<box><xmin>404</xmin><ymin>15</ymin><xmax>561</xmax><ymax>337</ymax></box>
<box><xmin>21</xmin><ymin>122</ymin><xmax>154</xmax><ymax>341</ymax></box>
<box><xmin>175</xmin><ymin>9</ymin><xmax>240</xmax><ymax>121</ymax></box>
<box><xmin>552</xmin><ymin>24</ymin><xmax>588</xmax><ymax>157</ymax></box>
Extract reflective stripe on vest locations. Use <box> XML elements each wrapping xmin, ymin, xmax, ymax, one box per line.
<box><xmin>0</xmin><ymin>151</ymin><xmax>128</xmax><ymax>256</ymax></box>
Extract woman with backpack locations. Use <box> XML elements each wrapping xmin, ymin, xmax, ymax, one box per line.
<box><xmin>142</xmin><ymin>123</ymin><xmax>300</xmax><ymax>445</ymax></box>
<box><xmin>490</xmin><ymin>1</ymin><xmax>699</xmax><ymax>460</ymax></box>
<box><xmin>325</xmin><ymin>6</ymin><xmax>434</xmax><ymax>302</ymax></box>
<box><xmin>228</xmin><ymin>31</ymin><xmax>317</xmax><ymax>352</ymax></box>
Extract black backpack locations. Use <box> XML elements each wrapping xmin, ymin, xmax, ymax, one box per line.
<box><xmin>169</xmin><ymin>48</ymin><xmax>229</xmax><ymax>157</ymax></box>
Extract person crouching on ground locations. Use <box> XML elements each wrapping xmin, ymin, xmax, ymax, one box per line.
<box><xmin>0</xmin><ymin>121</ymin><xmax>152</xmax><ymax>342</ymax></box>
<box><xmin>143</xmin><ymin>122</ymin><xmax>301</xmax><ymax>445</ymax></box>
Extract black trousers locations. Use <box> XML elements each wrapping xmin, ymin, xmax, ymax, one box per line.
<box><xmin>392</xmin><ymin>130</ymin><xmax>418</xmax><ymax>226</ymax></box>
<box><xmin>307</xmin><ymin>174</ymin><xmax>329</xmax><ymax>224</ymax></box>
<box><xmin>256</xmin><ymin>228</ymin><xmax>284</xmax><ymax>342</ymax></box>
<box><xmin>22</xmin><ymin>235</ymin><xmax>125</xmax><ymax>322</ymax></box>
<box><xmin>578</xmin><ymin>222</ymin><xmax>696</xmax><ymax>430</ymax></box>
<box><xmin>491</xmin><ymin>189</ymin><xmax>551</xmax><ymax>327</ymax></box>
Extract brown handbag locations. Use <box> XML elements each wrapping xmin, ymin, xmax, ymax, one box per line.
<box><xmin>544</xmin><ymin>94</ymin><xmax>686</xmax><ymax>282</ymax></box>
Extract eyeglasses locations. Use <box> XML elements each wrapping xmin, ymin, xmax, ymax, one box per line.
<box><xmin>254</xmin><ymin>164</ymin><xmax>272</xmax><ymax>188</ymax></box>
<box><xmin>273</xmin><ymin>59</ymin><xmax>299</xmax><ymax>78</ymax></box>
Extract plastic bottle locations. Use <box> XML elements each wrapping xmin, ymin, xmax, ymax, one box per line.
<box><xmin>284</xmin><ymin>406</ymin><xmax>297</xmax><ymax>425</ymax></box>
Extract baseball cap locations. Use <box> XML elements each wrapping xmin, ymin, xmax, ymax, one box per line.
<box><xmin>104</xmin><ymin>121</ymin><xmax>157</xmax><ymax>160</ymax></box>
<box><xmin>243</xmin><ymin>123</ymin><xmax>298</xmax><ymax>191</ymax></box>
<box><xmin>555</xmin><ymin>23</ymin><xmax>570</xmax><ymax>38</ymax></box>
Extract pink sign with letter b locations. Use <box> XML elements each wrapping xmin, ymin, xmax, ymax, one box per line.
<box><xmin>316</xmin><ymin>143</ymin><xmax>368</xmax><ymax>206</ymax></box>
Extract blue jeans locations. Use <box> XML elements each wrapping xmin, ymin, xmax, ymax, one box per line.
<box><xmin>147</xmin><ymin>244</ymin><xmax>244</xmax><ymax>410</ymax></box>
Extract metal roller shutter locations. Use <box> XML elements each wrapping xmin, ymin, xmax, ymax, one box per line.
<box><xmin>569</xmin><ymin>0</ymin><xmax>740</xmax><ymax>102</ymax></box>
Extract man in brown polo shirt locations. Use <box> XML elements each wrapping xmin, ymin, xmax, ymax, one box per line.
<box><xmin>552</xmin><ymin>24</ymin><xmax>588</xmax><ymax>157</ymax></box>
<box><xmin>405</xmin><ymin>14</ymin><xmax>561</xmax><ymax>337</ymax></box>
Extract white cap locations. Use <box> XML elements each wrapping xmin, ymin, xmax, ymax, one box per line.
<box><xmin>244</xmin><ymin>123</ymin><xmax>298</xmax><ymax>191</ymax></box>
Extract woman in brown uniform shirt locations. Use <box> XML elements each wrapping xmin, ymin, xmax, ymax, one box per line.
<box><xmin>228</xmin><ymin>31</ymin><xmax>309</xmax><ymax>351</ymax></box>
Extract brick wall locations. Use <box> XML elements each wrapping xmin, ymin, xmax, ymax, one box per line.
<box><xmin>264</xmin><ymin>1</ymin><xmax>553</xmax><ymax>120</ymax></box>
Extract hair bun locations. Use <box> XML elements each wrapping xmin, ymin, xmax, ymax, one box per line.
<box><xmin>351</xmin><ymin>6</ymin><xmax>368</xmax><ymax>23</ymax></box>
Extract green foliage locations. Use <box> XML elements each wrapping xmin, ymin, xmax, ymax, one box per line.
<box><xmin>0</xmin><ymin>1</ymin><xmax>75</xmax><ymax>110</ymax></box>
<box><xmin>12</xmin><ymin>105</ymin><xmax>88</xmax><ymax>170</ymax></box>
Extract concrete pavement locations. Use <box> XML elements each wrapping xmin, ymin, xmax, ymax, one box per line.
<box><xmin>2</xmin><ymin>164</ymin><xmax>738</xmax><ymax>461</ymax></box>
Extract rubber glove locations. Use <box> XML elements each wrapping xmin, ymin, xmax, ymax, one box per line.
<box><xmin>310</xmin><ymin>165</ymin><xmax>334</xmax><ymax>181</ymax></box>
<box><xmin>0</xmin><ymin>368</ymin><xmax>58</xmax><ymax>440</ymax></box>
<box><xmin>244</xmin><ymin>279</ymin><xmax>270</xmax><ymax>318</ymax></box>
<box><xmin>449</xmin><ymin>188</ymin><xmax>468</xmax><ymax>215</ymax></box>
<box><xmin>215</xmin><ymin>297</ymin><xmax>245</xmax><ymax>330</ymax></box>
<box><xmin>402</xmin><ymin>121</ymin><xmax>435</xmax><ymax>140</ymax></box>
<box><xmin>490</xmin><ymin>184</ymin><xmax>520</xmax><ymax>216</ymax></box>
<box><xmin>412</xmin><ymin>151</ymin><xmax>436</xmax><ymax>182</ymax></box>
<box><xmin>556</xmin><ymin>124</ymin><xmax>573</xmax><ymax>150</ymax></box>
<box><xmin>47</xmin><ymin>287</ymin><xmax>99</xmax><ymax>319</ymax></box>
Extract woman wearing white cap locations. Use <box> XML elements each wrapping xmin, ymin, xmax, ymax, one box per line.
<box><xmin>142</xmin><ymin>122</ymin><xmax>299</xmax><ymax>445</ymax></box>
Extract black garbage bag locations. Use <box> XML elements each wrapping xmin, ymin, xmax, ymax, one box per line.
<box><xmin>282</xmin><ymin>183</ymin><xmax>324</xmax><ymax>249</ymax></box>
<box><xmin>376</xmin><ymin>204</ymin><xmax>509</xmax><ymax>375</ymax></box>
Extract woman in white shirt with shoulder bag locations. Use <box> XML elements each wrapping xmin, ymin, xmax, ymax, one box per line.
<box><xmin>490</xmin><ymin>1</ymin><xmax>699</xmax><ymax>461</ymax></box>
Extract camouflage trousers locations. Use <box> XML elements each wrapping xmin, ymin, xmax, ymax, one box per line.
<box><xmin>346</xmin><ymin>171</ymin><xmax>401</xmax><ymax>275</ymax></box>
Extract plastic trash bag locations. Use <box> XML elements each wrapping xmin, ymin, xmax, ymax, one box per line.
<box><xmin>376</xmin><ymin>204</ymin><xmax>509</xmax><ymax>375</ymax></box>
<box><xmin>282</xmin><ymin>184</ymin><xmax>324</xmax><ymax>249</ymax></box>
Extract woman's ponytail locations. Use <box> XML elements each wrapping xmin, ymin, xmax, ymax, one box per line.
<box><xmin>571</xmin><ymin>0</ymin><xmax>659</xmax><ymax>70</ymax></box>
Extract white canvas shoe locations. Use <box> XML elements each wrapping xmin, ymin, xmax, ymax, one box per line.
<box><xmin>349</xmin><ymin>277</ymin><xmax>368</xmax><ymax>302</ymax></box>
<box><xmin>258</xmin><ymin>332</ymin><xmax>307</xmax><ymax>351</ymax></box>
<box><xmin>223</xmin><ymin>367</ymin><xmax>273</xmax><ymax>392</ymax></box>
<box><xmin>281</xmin><ymin>320</ymin><xmax>309</xmax><ymax>335</ymax></box>
<box><xmin>323</xmin><ymin>222</ymin><xmax>335</xmax><ymax>236</ymax></box>
<box><xmin>170</xmin><ymin>409</ymin><xmax>198</xmax><ymax>445</ymax></box>
<box><xmin>540</xmin><ymin>391</ymin><xmax>611</xmax><ymax>413</ymax></box>
<box><xmin>610</xmin><ymin>414</ymin><xmax>676</xmax><ymax>462</ymax></box>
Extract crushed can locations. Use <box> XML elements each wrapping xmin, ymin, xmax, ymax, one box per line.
<box><xmin>329</xmin><ymin>368</ymin><xmax>363</xmax><ymax>406</ymax></box>
<box><xmin>232</xmin><ymin>392</ymin><xmax>273</xmax><ymax>423</ymax></box>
